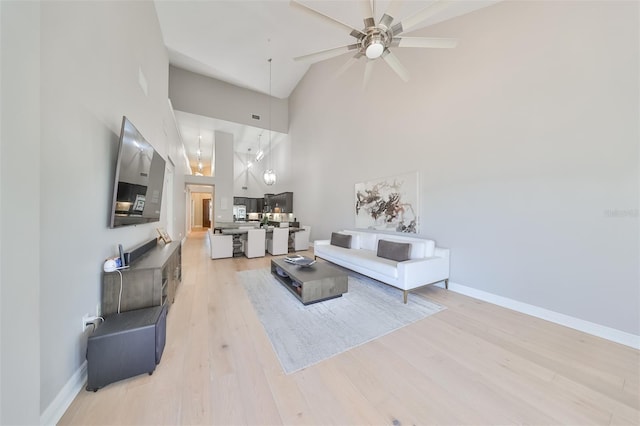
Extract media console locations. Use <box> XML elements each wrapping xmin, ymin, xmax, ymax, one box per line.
<box><xmin>102</xmin><ymin>239</ymin><xmax>181</xmax><ymax>315</ymax></box>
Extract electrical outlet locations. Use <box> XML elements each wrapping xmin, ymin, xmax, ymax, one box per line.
<box><xmin>82</xmin><ymin>314</ymin><xmax>101</xmax><ymax>332</ymax></box>
<box><xmin>82</xmin><ymin>313</ymin><xmax>91</xmax><ymax>332</ymax></box>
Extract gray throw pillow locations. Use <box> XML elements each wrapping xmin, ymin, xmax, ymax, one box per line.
<box><xmin>330</xmin><ymin>232</ymin><xmax>352</xmax><ymax>248</ymax></box>
<box><xmin>377</xmin><ymin>239</ymin><xmax>411</xmax><ymax>262</ymax></box>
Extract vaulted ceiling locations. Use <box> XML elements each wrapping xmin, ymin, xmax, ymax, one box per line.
<box><xmin>154</xmin><ymin>0</ymin><xmax>499</xmax><ymax>173</ymax></box>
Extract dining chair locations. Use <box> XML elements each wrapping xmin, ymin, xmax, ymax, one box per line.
<box><xmin>267</xmin><ymin>227</ymin><xmax>289</xmax><ymax>256</ymax></box>
<box><xmin>244</xmin><ymin>228</ymin><xmax>266</xmax><ymax>258</ymax></box>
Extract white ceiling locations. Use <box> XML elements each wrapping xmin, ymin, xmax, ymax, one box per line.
<box><xmin>155</xmin><ymin>0</ymin><xmax>499</xmax><ymax>172</ymax></box>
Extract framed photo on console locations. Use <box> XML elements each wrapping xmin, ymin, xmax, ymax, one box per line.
<box><xmin>156</xmin><ymin>228</ymin><xmax>172</xmax><ymax>243</ymax></box>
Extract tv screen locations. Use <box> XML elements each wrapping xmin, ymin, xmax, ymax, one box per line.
<box><xmin>109</xmin><ymin>116</ymin><xmax>166</xmax><ymax>228</ymax></box>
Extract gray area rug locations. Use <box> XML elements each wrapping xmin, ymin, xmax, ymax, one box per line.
<box><xmin>238</xmin><ymin>267</ymin><xmax>445</xmax><ymax>374</ymax></box>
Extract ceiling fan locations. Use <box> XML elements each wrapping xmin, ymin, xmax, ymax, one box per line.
<box><xmin>291</xmin><ymin>0</ymin><xmax>458</xmax><ymax>86</ymax></box>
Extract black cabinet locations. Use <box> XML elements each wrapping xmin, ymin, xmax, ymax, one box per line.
<box><xmin>271</xmin><ymin>192</ymin><xmax>293</xmax><ymax>213</ymax></box>
<box><xmin>247</xmin><ymin>198</ymin><xmax>258</xmax><ymax>213</ymax></box>
<box><xmin>234</xmin><ymin>196</ymin><xmax>267</xmax><ymax>213</ymax></box>
<box><xmin>264</xmin><ymin>194</ymin><xmax>274</xmax><ymax>212</ymax></box>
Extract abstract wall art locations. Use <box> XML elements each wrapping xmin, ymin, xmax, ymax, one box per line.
<box><xmin>355</xmin><ymin>171</ymin><xmax>419</xmax><ymax>233</ymax></box>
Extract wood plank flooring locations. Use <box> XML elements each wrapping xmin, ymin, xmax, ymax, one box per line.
<box><xmin>59</xmin><ymin>230</ymin><xmax>639</xmax><ymax>425</ymax></box>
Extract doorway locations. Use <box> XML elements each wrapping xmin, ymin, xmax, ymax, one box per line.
<box><xmin>202</xmin><ymin>198</ymin><xmax>211</xmax><ymax>228</ymax></box>
<box><xmin>187</xmin><ymin>186</ymin><xmax>214</xmax><ymax>232</ymax></box>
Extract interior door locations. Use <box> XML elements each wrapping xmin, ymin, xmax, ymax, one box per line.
<box><xmin>202</xmin><ymin>198</ymin><xmax>211</xmax><ymax>228</ymax></box>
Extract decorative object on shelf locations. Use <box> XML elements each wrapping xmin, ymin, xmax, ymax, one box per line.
<box><xmin>263</xmin><ymin>57</ymin><xmax>277</xmax><ymax>186</ymax></box>
<box><xmin>156</xmin><ymin>227</ymin><xmax>172</xmax><ymax>243</ymax></box>
<box><xmin>355</xmin><ymin>171</ymin><xmax>419</xmax><ymax>233</ymax></box>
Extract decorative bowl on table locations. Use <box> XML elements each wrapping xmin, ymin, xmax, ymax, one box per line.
<box><xmin>285</xmin><ymin>255</ymin><xmax>316</xmax><ymax>267</ymax></box>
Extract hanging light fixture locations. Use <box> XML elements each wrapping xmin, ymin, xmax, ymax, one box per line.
<box><xmin>196</xmin><ymin>135</ymin><xmax>203</xmax><ymax>174</ymax></box>
<box><xmin>263</xmin><ymin>58</ymin><xmax>276</xmax><ymax>186</ymax></box>
<box><xmin>255</xmin><ymin>132</ymin><xmax>264</xmax><ymax>162</ymax></box>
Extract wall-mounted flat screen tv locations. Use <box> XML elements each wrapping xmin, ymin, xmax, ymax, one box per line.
<box><xmin>109</xmin><ymin>116</ymin><xmax>166</xmax><ymax>228</ymax></box>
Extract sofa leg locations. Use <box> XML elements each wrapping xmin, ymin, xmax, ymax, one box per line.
<box><xmin>445</xmin><ymin>279</ymin><xmax>449</xmax><ymax>289</ymax></box>
<box><xmin>403</xmin><ymin>290</ymin><xmax>408</xmax><ymax>304</ymax></box>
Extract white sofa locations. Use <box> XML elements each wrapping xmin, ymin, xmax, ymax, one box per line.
<box><xmin>314</xmin><ymin>230</ymin><xmax>449</xmax><ymax>303</ymax></box>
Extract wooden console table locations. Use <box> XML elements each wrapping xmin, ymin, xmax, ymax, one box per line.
<box><xmin>102</xmin><ymin>240</ymin><xmax>182</xmax><ymax>315</ymax></box>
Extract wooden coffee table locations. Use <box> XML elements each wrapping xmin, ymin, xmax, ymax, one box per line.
<box><xmin>270</xmin><ymin>258</ymin><xmax>348</xmax><ymax>305</ymax></box>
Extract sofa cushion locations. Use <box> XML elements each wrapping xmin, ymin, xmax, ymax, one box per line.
<box><xmin>375</xmin><ymin>235</ymin><xmax>434</xmax><ymax>258</ymax></box>
<box><xmin>330</xmin><ymin>232</ymin><xmax>352</xmax><ymax>248</ymax></box>
<box><xmin>377</xmin><ymin>239</ymin><xmax>411</xmax><ymax>262</ymax></box>
<box><xmin>339</xmin><ymin>230</ymin><xmax>361</xmax><ymax>249</ymax></box>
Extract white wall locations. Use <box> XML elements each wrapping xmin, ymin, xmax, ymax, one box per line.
<box><xmin>0</xmin><ymin>1</ymin><xmax>41</xmax><ymax>424</ymax></box>
<box><xmin>6</xmin><ymin>1</ymin><xmax>190</xmax><ymax>423</ymax></box>
<box><xmin>214</xmin><ymin>130</ymin><xmax>234</xmax><ymax>223</ymax></box>
<box><xmin>169</xmin><ymin>65</ymin><xmax>289</xmax><ymax>134</ymax></box>
<box><xmin>289</xmin><ymin>1</ymin><xmax>639</xmax><ymax>336</ymax></box>
<box><xmin>233</xmin><ymin>134</ymin><xmax>293</xmax><ymax>199</ymax></box>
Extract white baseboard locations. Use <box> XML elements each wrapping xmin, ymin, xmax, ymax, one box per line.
<box><xmin>443</xmin><ymin>281</ymin><xmax>640</xmax><ymax>350</ymax></box>
<box><xmin>40</xmin><ymin>361</ymin><xmax>87</xmax><ymax>426</ymax></box>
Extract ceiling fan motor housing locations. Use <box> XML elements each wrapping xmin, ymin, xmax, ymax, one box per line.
<box><xmin>360</xmin><ymin>20</ymin><xmax>392</xmax><ymax>59</ymax></box>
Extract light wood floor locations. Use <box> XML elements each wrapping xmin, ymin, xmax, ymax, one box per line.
<box><xmin>60</xmin><ymin>230</ymin><xmax>639</xmax><ymax>425</ymax></box>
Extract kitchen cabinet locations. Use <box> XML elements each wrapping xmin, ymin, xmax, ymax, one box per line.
<box><xmin>271</xmin><ymin>192</ymin><xmax>293</xmax><ymax>213</ymax></box>
<box><xmin>247</xmin><ymin>198</ymin><xmax>258</xmax><ymax>213</ymax></box>
<box><xmin>233</xmin><ymin>197</ymin><xmax>264</xmax><ymax>213</ymax></box>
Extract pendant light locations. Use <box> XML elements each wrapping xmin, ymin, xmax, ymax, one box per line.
<box><xmin>263</xmin><ymin>58</ymin><xmax>276</xmax><ymax>186</ymax></box>
<box><xmin>196</xmin><ymin>135</ymin><xmax>203</xmax><ymax>175</ymax></box>
<box><xmin>255</xmin><ymin>132</ymin><xmax>264</xmax><ymax>162</ymax></box>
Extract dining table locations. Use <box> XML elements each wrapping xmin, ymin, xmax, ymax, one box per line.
<box><xmin>217</xmin><ymin>226</ymin><xmax>302</xmax><ymax>256</ymax></box>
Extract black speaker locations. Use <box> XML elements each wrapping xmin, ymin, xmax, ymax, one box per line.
<box><xmin>86</xmin><ymin>305</ymin><xmax>167</xmax><ymax>391</ymax></box>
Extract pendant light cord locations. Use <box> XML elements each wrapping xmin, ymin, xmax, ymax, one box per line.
<box><xmin>268</xmin><ymin>58</ymin><xmax>272</xmax><ymax>172</ymax></box>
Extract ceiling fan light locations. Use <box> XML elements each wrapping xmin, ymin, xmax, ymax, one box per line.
<box><xmin>365</xmin><ymin>41</ymin><xmax>384</xmax><ymax>59</ymax></box>
<box><xmin>263</xmin><ymin>169</ymin><xmax>277</xmax><ymax>186</ymax></box>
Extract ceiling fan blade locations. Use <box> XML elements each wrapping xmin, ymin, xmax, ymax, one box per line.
<box><xmin>380</xmin><ymin>0</ymin><xmax>402</xmax><ymax>22</ymax></box>
<box><xmin>391</xmin><ymin>0</ymin><xmax>451</xmax><ymax>36</ymax></box>
<box><xmin>290</xmin><ymin>0</ymin><xmax>365</xmax><ymax>38</ymax></box>
<box><xmin>359</xmin><ymin>0</ymin><xmax>374</xmax><ymax>22</ymax></box>
<box><xmin>396</xmin><ymin>37</ymin><xmax>458</xmax><ymax>48</ymax></box>
<box><xmin>334</xmin><ymin>53</ymin><xmax>364</xmax><ymax>80</ymax></box>
<box><xmin>363</xmin><ymin>59</ymin><xmax>375</xmax><ymax>89</ymax></box>
<box><xmin>381</xmin><ymin>49</ymin><xmax>409</xmax><ymax>82</ymax></box>
<box><xmin>294</xmin><ymin>44</ymin><xmax>359</xmax><ymax>63</ymax></box>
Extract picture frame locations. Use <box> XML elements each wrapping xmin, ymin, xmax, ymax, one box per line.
<box><xmin>355</xmin><ymin>171</ymin><xmax>419</xmax><ymax>233</ymax></box>
<box><xmin>156</xmin><ymin>228</ymin><xmax>172</xmax><ymax>243</ymax></box>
